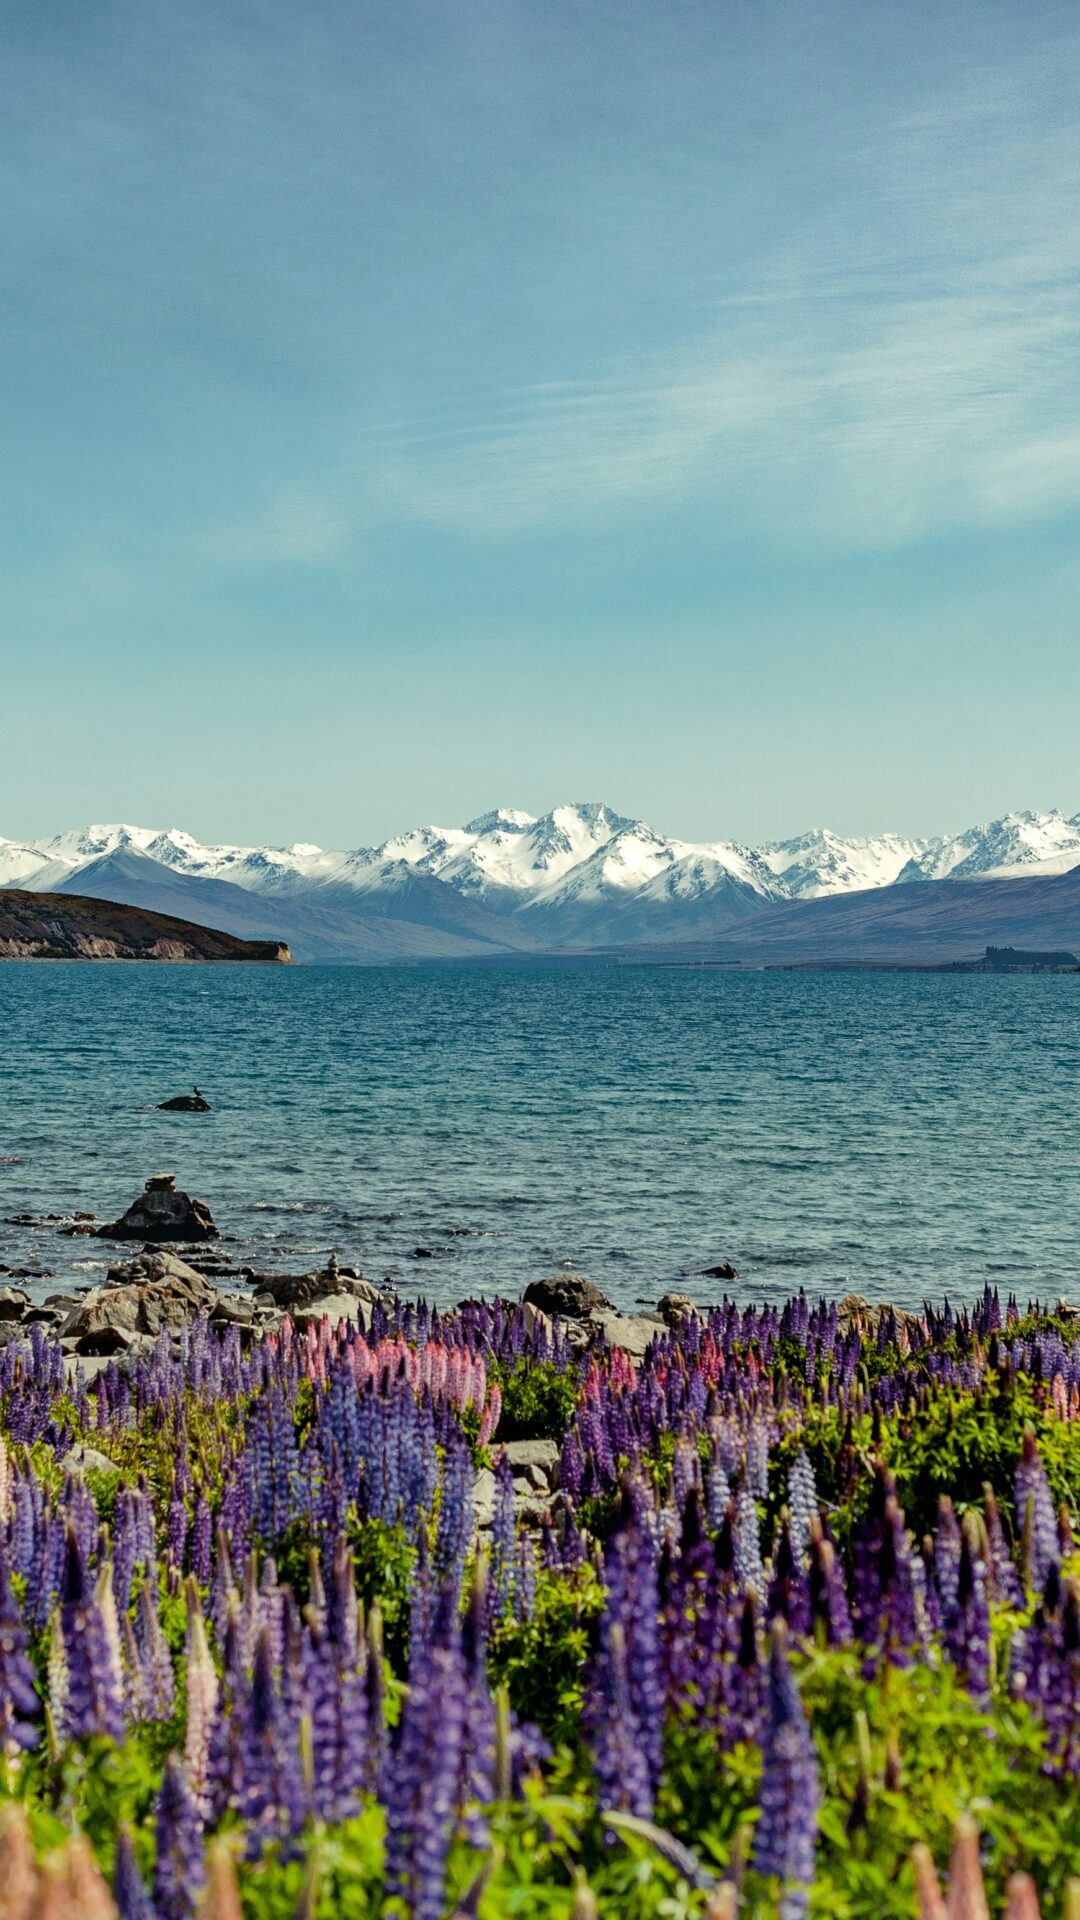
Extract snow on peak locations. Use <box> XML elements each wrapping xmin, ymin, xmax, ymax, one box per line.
<box><xmin>895</xmin><ymin>809</ymin><xmax>1080</xmax><ymax>884</ymax></box>
<box><xmin>463</xmin><ymin>808</ymin><xmax>536</xmax><ymax>835</ymax></box>
<box><xmin>761</xmin><ymin>826</ymin><xmax>930</xmax><ymax>899</ymax></box>
<box><xmin>3</xmin><ymin>802</ymin><xmax>1079</xmax><ymax>928</ymax></box>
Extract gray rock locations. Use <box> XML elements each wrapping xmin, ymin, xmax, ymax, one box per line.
<box><xmin>61</xmin><ymin>1444</ymin><xmax>119</xmax><ymax>1477</ymax></box>
<box><xmin>500</xmin><ymin>1438</ymin><xmax>561</xmax><ymax>1481</ymax></box>
<box><xmin>473</xmin><ymin>1466</ymin><xmax>497</xmax><ymax>1528</ymax></box>
<box><xmin>522</xmin><ymin>1301</ymin><xmax>554</xmax><ymax>1340</ymax></box>
<box><xmin>63</xmin><ymin>1253</ymin><xmax>222</xmax><ymax>1352</ymax></box>
<box><xmin>292</xmin><ymin>1292</ymin><xmax>374</xmax><ymax>1333</ymax></box>
<box><xmin>251</xmin><ymin>1263</ymin><xmax>380</xmax><ymax>1313</ymax></box>
<box><xmin>514</xmin><ymin>1493</ymin><xmax>555</xmax><ymax>1528</ymax></box>
<box><xmin>658</xmin><ymin>1291</ymin><xmax>700</xmax><ymax>1327</ymax></box>
<box><xmin>157</xmin><ymin>1094</ymin><xmax>212</xmax><ymax>1112</ymax></box>
<box><xmin>594</xmin><ymin>1310</ymin><xmax>666</xmax><ymax>1361</ymax></box>
<box><xmin>523</xmin><ymin>1274</ymin><xmax>610</xmax><ymax>1320</ymax></box>
<box><xmin>63</xmin><ymin>1353</ymin><xmax>121</xmax><ymax>1383</ymax></box>
<box><xmin>208</xmin><ymin>1296</ymin><xmax>255</xmax><ymax>1327</ymax></box>
<box><xmin>97</xmin><ymin>1177</ymin><xmax>219</xmax><ymax>1243</ymax></box>
<box><xmin>106</xmin><ymin>1248</ymin><xmax>217</xmax><ymax>1296</ymax></box>
<box><xmin>0</xmin><ymin>1287</ymin><xmax>30</xmax><ymax>1322</ymax></box>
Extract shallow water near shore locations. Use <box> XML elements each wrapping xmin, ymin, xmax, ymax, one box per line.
<box><xmin>0</xmin><ymin>961</ymin><xmax>1077</xmax><ymax>1311</ymax></box>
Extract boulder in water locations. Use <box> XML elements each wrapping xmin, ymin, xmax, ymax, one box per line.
<box><xmin>96</xmin><ymin>1177</ymin><xmax>219</xmax><ymax>1243</ymax></box>
<box><xmin>523</xmin><ymin>1274</ymin><xmax>610</xmax><ymax>1320</ymax></box>
<box><xmin>157</xmin><ymin>1093</ymin><xmax>212</xmax><ymax>1113</ymax></box>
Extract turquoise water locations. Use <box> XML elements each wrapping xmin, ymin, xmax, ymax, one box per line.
<box><xmin>0</xmin><ymin>962</ymin><xmax>1077</xmax><ymax>1309</ymax></box>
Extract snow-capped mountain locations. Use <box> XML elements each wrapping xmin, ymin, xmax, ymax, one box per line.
<box><xmin>894</xmin><ymin>810</ymin><xmax>1080</xmax><ymax>885</ymax></box>
<box><xmin>761</xmin><ymin>827</ymin><xmax>928</xmax><ymax>899</ymax></box>
<box><xmin>2</xmin><ymin>803</ymin><xmax>1078</xmax><ymax>961</ymax></box>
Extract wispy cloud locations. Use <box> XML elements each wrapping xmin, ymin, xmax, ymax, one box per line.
<box><xmin>356</xmin><ymin>58</ymin><xmax>1080</xmax><ymax>548</ymax></box>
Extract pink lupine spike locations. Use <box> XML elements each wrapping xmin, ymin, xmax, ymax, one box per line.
<box><xmin>478</xmin><ymin>1380</ymin><xmax>502</xmax><ymax>1447</ymax></box>
<box><xmin>0</xmin><ymin>1799</ymin><xmax>38</xmax><ymax>1920</ymax></box>
<box><xmin>912</xmin><ymin>1844</ymin><xmax>948</xmax><ymax>1920</ymax></box>
<box><xmin>1004</xmin><ymin>1875</ymin><xmax>1044</xmax><ymax>1920</ymax></box>
<box><xmin>945</xmin><ymin>1816</ymin><xmax>990</xmax><ymax>1920</ymax></box>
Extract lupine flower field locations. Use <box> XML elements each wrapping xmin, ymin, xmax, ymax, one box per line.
<box><xmin>0</xmin><ymin>1288</ymin><xmax>1079</xmax><ymax>1920</ymax></box>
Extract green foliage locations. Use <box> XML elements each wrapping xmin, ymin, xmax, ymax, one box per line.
<box><xmin>489</xmin><ymin>1565</ymin><xmax>605</xmax><ymax>1745</ymax></box>
<box><xmin>497</xmin><ymin>1360</ymin><xmax>582</xmax><ymax>1442</ymax></box>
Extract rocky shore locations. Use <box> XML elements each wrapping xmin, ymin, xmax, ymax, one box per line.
<box><xmin>0</xmin><ymin>1171</ymin><xmax>982</xmax><ymax>1535</ymax></box>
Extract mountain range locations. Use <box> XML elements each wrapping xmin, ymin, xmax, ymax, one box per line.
<box><xmin>2</xmin><ymin>803</ymin><xmax>1080</xmax><ymax>963</ymax></box>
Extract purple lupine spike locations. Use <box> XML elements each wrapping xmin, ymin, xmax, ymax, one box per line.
<box><xmin>113</xmin><ymin>1822</ymin><xmax>153</xmax><ymax>1920</ymax></box>
<box><xmin>724</xmin><ymin>1589</ymin><xmax>764</xmax><ymax>1747</ymax></box>
<box><xmin>603</xmin><ymin>1480</ymin><xmax>664</xmax><ymax>1795</ymax></box>
<box><xmin>734</xmin><ymin>1486</ymin><xmax>765</xmax><ymax>1593</ymax></box>
<box><xmin>0</xmin><ymin>1536</ymin><xmax>38</xmax><ymax>1750</ymax></box>
<box><xmin>154</xmin><ymin>1754</ymin><xmax>206</xmax><ymax>1920</ymax></box>
<box><xmin>458</xmin><ymin>1559</ymin><xmax>497</xmax><ymax>1846</ymax></box>
<box><xmin>55</xmin><ymin>1527</ymin><xmax>124</xmax><ymax>1743</ymax></box>
<box><xmin>588</xmin><ymin>1619</ymin><xmax>654</xmax><ymax>1818</ymax></box>
<box><xmin>786</xmin><ymin>1451</ymin><xmax>817</xmax><ymax>1563</ymax></box>
<box><xmin>752</xmin><ymin>1623</ymin><xmax>820</xmax><ymax>1920</ymax></box>
<box><xmin>807</xmin><ymin>1520</ymin><xmax>852</xmax><ymax>1647</ymax></box>
<box><xmin>382</xmin><ymin>1639</ymin><xmax>469</xmax><ymax>1920</ymax></box>
<box><xmin>489</xmin><ymin>1451</ymin><xmax>517</xmax><ymax>1624</ymax></box>
<box><xmin>944</xmin><ymin>1522</ymin><xmax>991</xmax><ymax>1705</ymax></box>
<box><xmin>981</xmin><ymin>1486</ymin><xmax>1022</xmax><ymax>1608</ymax></box>
<box><xmin>134</xmin><ymin>1581</ymin><xmax>176</xmax><ymax>1721</ymax></box>
<box><xmin>934</xmin><ymin>1498</ymin><xmax>962</xmax><ymax>1616</ymax></box>
<box><xmin>189</xmin><ymin>1488</ymin><xmax>213</xmax><ymax>1587</ymax></box>
<box><xmin>767</xmin><ymin>1518</ymin><xmax>811</xmax><ymax>1636</ymax></box>
<box><xmin>1016</xmin><ymin>1432</ymin><xmax>1059</xmax><ymax>1594</ymax></box>
<box><xmin>236</xmin><ymin>1623</ymin><xmax>307</xmax><ymax>1851</ymax></box>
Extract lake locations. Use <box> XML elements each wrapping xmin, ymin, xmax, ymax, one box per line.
<box><xmin>1</xmin><ymin>962</ymin><xmax>1077</xmax><ymax>1311</ymax></box>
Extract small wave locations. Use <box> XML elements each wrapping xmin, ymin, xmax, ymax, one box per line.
<box><xmin>246</xmin><ymin>1201</ymin><xmax>329</xmax><ymax>1214</ymax></box>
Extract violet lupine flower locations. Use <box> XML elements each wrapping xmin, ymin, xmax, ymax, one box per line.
<box><xmin>660</xmin><ymin>1491</ymin><xmax>721</xmax><ymax>1718</ymax></box>
<box><xmin>807</xmin><ymin>1520</ymin><xmax>852</xmax><ymax>1647</ymax></box>
<box><xmin>853</xmin><ymin>1475</ymin><xmax>919</xmax><ymax>1670</ymax></box>
<box><xmin>1009</xmin><ymin>1573</ymin><xmax>1080</xmax><ymax>1776</ymax></box>
<box><xmin>0</xmin><ymin>1537</ymin><xmax>38</xmax><ymax>1751</ymax></box>
<box><xmin>943</xmin><ymin>1524</ymin><xmax>991</xmax><ymax>1705</ymax></box>
<box><xmin>234</xmin><ymin>1625</ymin><xmax>307</xmax><ymax>1853</ymax></box>
<box><xmin>189</xmin><ymin>1488</ymin><xmax>213</xmax><ymax>1587</ymax></box>
<box><xmin>723</xmin><ymin>1590</ymin><xmax>764</xmax><ymax>1749</ymax></box>
<box><xmin>752</xmin><ymin>1624</ymin><xmax>820</xmax><ymax>1920</ymax></box>
<box><xmin>132</xmin><ymin>1582</ymin><xmax>175</xmax><ymax>1721</ymax></box>
<box><xmin>589</xmin><ymin>1620</ymin><xmax>654</xmax><ymax>1819</ymax></box>
<box><xmin>734</xmin><ymin>1486</ymin><xmax>765</xmax><ymax>1593</ymax></box>
<box><xmin>154</xmin><ymin>1755</ymin><xmax>206</xmax><ymax>1920</ymax></box>
<box><xmin>55</xmin><ymin>1528</ymin><xmax>124</xmax><ymax>1743</ymax></box>
<box><xmin>786</xmin><ymin>1451</ymin><xmax>817</xmax><ymax>1563</ymax></box>
<box><xmin>113</xmin><ymin>1823</ymin><xmax>153</xmax><ymax>1920</ymax></box>
<box><xmin>602</xmin><ymin>1481</ymin><xmax>665</xmax><ymax>1797</ymax></box>
<box><xmin>982</xmin><ymin>1486</ymin><xmax>1023</xmax><ymax>1608</ymax></box>
<box><xmin>767</xmin><ymin>1518</ymin><xmax>811</xmax><ymax>1637</ymax></box>
<box><xmin>457</xmin><ymin>1560</ymin><xmax>497</xmax><ymax>1845</ymax></box>
<box><xmin>382</xmin><ymin>1640</ymin><xmax>469</xmax><ymax>1920</ymax></box>
<box><xmin>1015</xmin><ymin>1432</ymin><xmax>1059</xmax><ymax>1595</ymax></box>
<box><xmin>934</xmin><ymin>1498</ymin><xmax>962</xmax><ymax>1616</ymax></box>
<box><xmin>489</xmin><ymin>1451</ymin><xmax>517</xmax><ymax>1624</ymax></box>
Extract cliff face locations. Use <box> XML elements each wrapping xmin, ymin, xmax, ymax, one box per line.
<box><xmin>0</xmin><ymin>890</ymin><xmax>290</xmax><ymax>963</ymax></box>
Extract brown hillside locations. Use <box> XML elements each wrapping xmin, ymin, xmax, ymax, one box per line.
<box><xmin>0</xmin><ymin>890</ymin><xmax>290</xmax><ymax>963</ymax></box>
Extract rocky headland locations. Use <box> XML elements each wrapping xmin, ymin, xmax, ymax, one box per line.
<box><xmin>0</xmin><ymin>889</ymin><xmax>290</xmax><ymax>961</ymax></box>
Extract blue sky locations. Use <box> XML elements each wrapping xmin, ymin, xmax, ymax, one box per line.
<box><xmin>2</xmin><ymin>0</ymin><xmax>1079</xmax><ymax>849</ymax></box>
